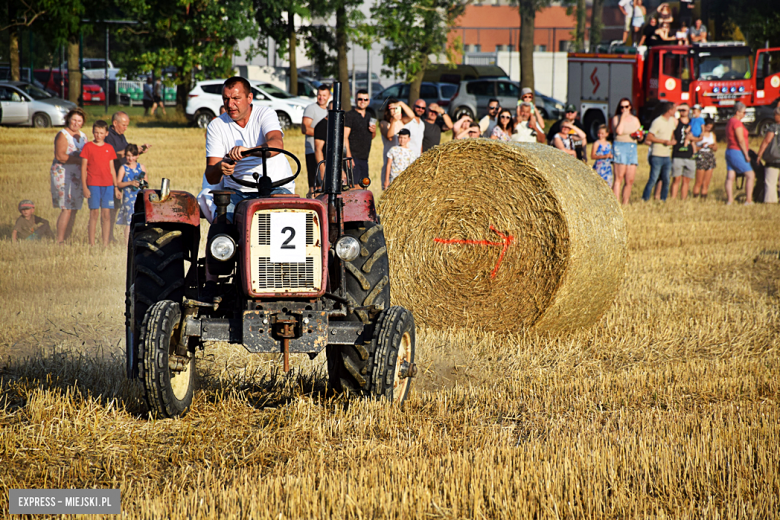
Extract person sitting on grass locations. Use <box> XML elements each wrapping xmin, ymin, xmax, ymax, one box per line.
<box><xmin>553</xmin><ymin>120</ymin><xmax>588</xmax><ymax>160</ymax></box>
<box><xmin>80</xmin><ymin>120</ymin><xmax>119</xmax><ymax>246</ymax></box>
<box><xmin>115</xmin><ymin>144</ymin><xmax>149</xmax><ymax>245</ymax></box>
<box><xmin>384</xmin><ymin>128</ymin><xmax>415</xmax><ymax>190</ymax></box>
<box><xmin>12</xmin><ymin>200</ymin><xmax>53</xmax><ymax>243</ymax></box>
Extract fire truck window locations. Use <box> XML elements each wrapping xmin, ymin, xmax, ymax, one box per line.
<box><xmin>757</xmin><ymin>51</ymin><xmax>780</xmax><ymax>78</ymax></box>
<box><xmin>698</xmin><ymin>54</ymin><xmax>751</xmax><ymax>81</ymax></box>
<box><xmin>663</xmin><ymin>54</ymin><xmax>685</xmax><ymax>79</ymax></box>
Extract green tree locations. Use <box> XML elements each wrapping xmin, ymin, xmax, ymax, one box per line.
<box><xmin>2</xmin><ymin>0</ymin><xmax>51</xmax><ymax>81</ymax></box>
<box><xmin>590</xmin><ymin>0</ymin><xmax>604</xmax><ymax>49</ymax></box>
<box><xmin>120</xmin><ymin>0</ymin><xmax>258</xmax><ymax>111</ymax></box>
<box><xmin>253</xmin><ymin>0</ymin><xmax>309</xmax><ymax>95</ymax></box>
<box><xmin>372</xmin><ymin>0</ymin><xmax>465</xmax><ymax>105</ymax></box>
<box><xmin>573</xmin><ymin>0</ymin><xmax>586</xmax><ymax>52</ymax></box>
<box><xmin>715</xmin><ymin>0</ymin><xmax>780</xmax><ymax>48</ymax></box>
<box><xmin>514</xmin><ymin>0</ymin><xmax>553</xmax><ymax>91</ymax></box>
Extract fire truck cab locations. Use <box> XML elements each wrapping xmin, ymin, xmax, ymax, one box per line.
<box><xmin>568</xmin><ymin>42</ymin><xmax>780</xmax><ymax>140</ymax></box>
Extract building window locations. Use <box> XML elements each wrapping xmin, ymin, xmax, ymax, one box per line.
<box><xmin>467</xmin><ymin>44</ymin><xmax>481</xmax><ymax>53</ymax></box>
<box><xmin>534</xmin><ymin>45</ymin><xmax>547</xmax><ymax>52</ymax></box>
<box><xmin>559</xmin><ymin>41</ymin><xmax>571</xmax><ymax>52</ymax></box>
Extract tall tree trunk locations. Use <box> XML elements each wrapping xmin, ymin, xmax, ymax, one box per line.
<box><xmin>519</xmin><ymin>1</ymin><xmax>535</xmax><ymax>91</ymax></box>
<box><xmin>67</xmin><ymin>39</ymin><xmax>81</xmax><ymax>105</ymax></box>
<box><xmin>591</xmin><ymin>0</ymin><xmax>604</xmax><ymax>50</ymax></box>
<box><xmin>575</xmin><ymin>0</ymin><xmax>586</xmax><ymax>52</ymax></box>
<box><xmin>176</xmin><ymin>72</ymin><xmax>192</xmax><ymax>114</ymax></box>
<box><xmin>336</xmin><ymin>5</ymin><xmax>351</xmax><ymax>110</ymax></box>
<box><xmin>288</xmin><ymin>8</ymin><xmax>298</xmax><ymax>96</ymax></box>
<box><xmin>408</xmin><ymin>54</ymin><xmax>428</xmax><ymax>105</ymax></box>
<box><xmin>9</xmin><ymin>0</ymin><xmax>20</xmax><ymax>81</ymax></box>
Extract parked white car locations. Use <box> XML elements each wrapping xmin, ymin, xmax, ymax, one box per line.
<box><xmin>0</xmin><ymin>81</ymin><xmax>76</xmax><ymax>127</ymax></box>
<box><xmin>186</xmin><ymin>79</ymin><xmax>308</xmax><ymax>129</ymax></box>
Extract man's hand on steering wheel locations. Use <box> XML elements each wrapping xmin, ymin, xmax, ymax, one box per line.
<box><xmin>228</xmin><ymin>145</ymin><xmax>250</xmax><ymax>162</ymax></box>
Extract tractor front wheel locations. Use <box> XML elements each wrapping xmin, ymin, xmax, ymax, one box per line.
<box><xmin>368</xmin><ymin>306</ymin><xmax>416</xmax><ymax>403</ymax></box>
<box><xmin>140</xmin><ymin>301</ymin><xmax>195</xmax><ymax>418</ymax></box>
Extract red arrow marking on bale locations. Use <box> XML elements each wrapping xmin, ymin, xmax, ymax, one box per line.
<box><xmin>591</xmin><ymin>67</ymin><xmax>600</xmax><ymax>94</ymax></box>
<box><xmin>434</xmin><ymin>225</ymin><xmax>515</xmax><ymax>279</ymax></box>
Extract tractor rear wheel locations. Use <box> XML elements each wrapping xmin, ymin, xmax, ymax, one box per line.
<box><xmin>126</xmin><ymin>226</ymin><xmax>186</xmax><ymax>379</ymax></box>
<box><xmin>327</xmin><ymin>222</ymin><xmax>396</xmax><ymax>397</ymax></box>
<box><xmin>140</xmin><ymin>301</ymin><xmax>195</xmax><ymax>418</ymax></box>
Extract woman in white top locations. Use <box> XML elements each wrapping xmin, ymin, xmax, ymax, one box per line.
<box><xmin>693</xmin><ymin>117</ymin><xmax>718</xmax><ymax>199</ymax></box>
<box><xmin>50</xmin><ymin>108</ymin><xmax>87</xmax><ymax>244</ymax></box>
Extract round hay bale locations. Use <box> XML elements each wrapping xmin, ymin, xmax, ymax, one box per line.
<box><xmin>378</xmin><ymin>139</ymin><xmax>627</xmax><ymax>334</ymax></box>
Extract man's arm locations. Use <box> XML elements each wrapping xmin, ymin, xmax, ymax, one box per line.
<box><xmin>302</xmin><ymin>116</ymin><xmax>315</xmax><ymax>137</ymax></box>
<box><xmin>343</xmin><ymin>126</ymin><xmax>352</xmax><ymax>158</ymax></box>
<box><xmin>757</xmin><ymin>130</ymin><xmax>775</xmax><ymax>163</ymax></box>
<box><xmin>314</xmin><ymin>138</ymin><xmax>326</xmax><ymax>183</ymax></box>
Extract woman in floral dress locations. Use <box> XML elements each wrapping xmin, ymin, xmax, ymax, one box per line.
<box><xmin>51</xmin><ymin>108</ymin><xmax>87</xmax><ymax>244</ymax></box>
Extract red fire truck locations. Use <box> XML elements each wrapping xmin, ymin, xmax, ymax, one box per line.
<box><xmin>567</xmin><ymin>42</ymin><xmax>780</xmax><ymax>140</ymax></box>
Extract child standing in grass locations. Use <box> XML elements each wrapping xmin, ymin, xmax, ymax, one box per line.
<box><xmin>115</xmin><ymin>144</ymin><xmax>148</xmax><ymax>245</ymax></box>
<box><xmin>80</xmin><ymin>120</ymin><xmax>118</xmax><ymax>246</ymax></box>
<box><xmin>383</xmin><ymin>128</ymin><xmax>415</xmax><ymax>190</ymax></box>
<box><xmin>12</xmin><ymin>200</ymin><xmax>54</xmax><ymax>242</ymax></box>
<box><xmin>591</xmin><ymin>125</ymin><xmax>614</xmax><ymax>186</ymax></box>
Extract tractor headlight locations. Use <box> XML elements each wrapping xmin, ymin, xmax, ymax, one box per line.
<box><xmin>713</xmin><ymin>87</ymin><xmax>719</xmax><ymax>93</ymax></box>
<box><xmin>335</xmin><ymin>236</ymin><xmax>360</xmax><ymax>262</ymax></box>
<box><xmin>210</xmin><ymin>234</ymin><xmax>236</xmax><ymax>261</ymax></box>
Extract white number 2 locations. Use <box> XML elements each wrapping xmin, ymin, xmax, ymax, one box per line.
<box><xmin>270</xmin><ymin>213</ymin><xmax>306</xmax><ymax>263</ymax></box>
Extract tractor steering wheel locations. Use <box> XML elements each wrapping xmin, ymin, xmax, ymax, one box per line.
<box><xmin>227</xmin><ymin>146</ymin><xmax>301</xmax><ymax>195</ymax></box>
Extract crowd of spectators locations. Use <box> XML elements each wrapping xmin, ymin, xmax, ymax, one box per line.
<box><xmin>16</xmin><ymin>108</ymin><xmax>152</xmax><ymax>245</ymax></box>
<box><xmin>624</xmin><ymin>0</ymin><xmax>707</xmax><ymax>48</ymax></box>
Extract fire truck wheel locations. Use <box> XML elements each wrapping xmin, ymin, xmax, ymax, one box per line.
<box><xmin>140</xmin><ymin>301</ymin><xmax>195</xmax><ymax>418</ymax></box>
<box><xmin>127</xmin><ymin>226</ymin><xmax>186</xmax><ymax>379</ymax></box>
<box><xmin>583</xmin><ymin>110</ymin><xmax>606</xmax><ymax>142</ymax></box>
<box><xmin>327</xmin><ymin>222</ymin><xmax>391</xmax><ymax>395</ymax></box>
<box><xmin>368</xmin><ymin>306</ymin><xmax>416</xmax><ymax>403</ymax></box>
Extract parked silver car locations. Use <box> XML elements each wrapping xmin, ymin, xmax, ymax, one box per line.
<box><xmin>0</xmin><ymin>81</ymin><xmax>76</xmax><ymax>127</ymax></box>
<box><xmin>447</xmin><ymin>79</ymin><xmax>564</xmax><ymax>121</ymax></box>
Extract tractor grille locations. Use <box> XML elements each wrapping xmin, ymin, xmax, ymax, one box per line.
<box><xmin>257</xmin><ymin>257</ymin><xmax>315</xmax><ymax>289</ymax></box>
<box><xmin>250</xmin><ymin>209</ymin><xmax>322</xmax><ymax>294</ymax></box>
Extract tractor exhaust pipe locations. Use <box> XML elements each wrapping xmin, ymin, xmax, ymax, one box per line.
<box><xmin>323</xmin><ymin>82</ymin><xmax>345</xmax><ymax>195</ymax></box>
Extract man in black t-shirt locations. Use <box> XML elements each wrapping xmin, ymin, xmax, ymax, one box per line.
<box><xmin>105</xmin><ymin>111</ymin><xmax>150</xmax><ymax>242</ymax></box>
<box><xmin>344</xmin><ymin>89</ymin><xmax>376</xmax><ymax>184</ymax></box>
<box><xmin>422</xmin><ymin>103</ymin><xmax>453</xmax><ymax>153</ymax></box>
<box><xmin>670</xmin><ymin>104</ymin><xmax>700</xmax><ymax>200</ymax></box>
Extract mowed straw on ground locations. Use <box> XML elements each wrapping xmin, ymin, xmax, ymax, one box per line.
<box><xmin>0</xmin><ymin>123</ymin><xmax>778</xmax><ymax>519</ymax></box>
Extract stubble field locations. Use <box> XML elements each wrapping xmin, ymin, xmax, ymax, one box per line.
<box><xmin>0</xmin><ymin>119</ymin><xmax>778</xmax><ymax>519</ymax></box>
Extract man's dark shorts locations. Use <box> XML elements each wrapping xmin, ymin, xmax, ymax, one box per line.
<box><xmin>305</xmin><ymin>153</ymin><xmax>318</xmax><ymax>190</ymax></box>
<box><xmin>352</xmin><ymin>159</ymin><xmax>368</xmax><ymax>185</ymax></box>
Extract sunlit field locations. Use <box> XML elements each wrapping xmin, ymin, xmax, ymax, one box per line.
<box><xmin>0</xmin><ymin>117</ymin><xmax>778</xmax><ymax>518</ymax></box>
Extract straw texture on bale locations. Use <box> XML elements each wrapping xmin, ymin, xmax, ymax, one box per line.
<box><xmin>378</xmin><ymin>139</ymin><xmax>627</xmax><ymax>334</ymax></box>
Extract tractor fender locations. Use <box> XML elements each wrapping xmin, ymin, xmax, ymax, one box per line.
<box><xmin>341</xmin><ymin>189</ymin><xmax>377</xmax><ymax>223</ymax></box>
<box><xmin>137</xmin><ymin>190</ymin><xmax>200</xmax><ymax>227</ymax></box>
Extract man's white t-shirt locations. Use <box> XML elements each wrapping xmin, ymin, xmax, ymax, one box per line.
<box><xmin>479</xmin><ymin>115</ymin><xmax>498</xmax><ymax>138</ymax></box>
<box><xmin>206</xmin><ymin>105</ymin><xmax>294</xmax><ymax>193</ymax></box>
<box><xmin>403</xmin><ymin>118</ymin><xmax>425</xmax><ymax>157</ymax></box>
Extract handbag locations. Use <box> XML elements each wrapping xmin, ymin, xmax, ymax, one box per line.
<box><xmin>763</xmin><ymin>125</ymin><xmax>780</xmax><ymax>164</ymax></box>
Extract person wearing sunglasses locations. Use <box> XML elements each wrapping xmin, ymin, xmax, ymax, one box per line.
<box><xmin>490</xmin><ymin>109</ymin><xmax>515</xmax><ymax>142</ymax></box>
<box><xmin>402</xmin><ymin>98</ymin><xmax>427</xmax><ymax>157</ymax></box>
<box><xmin>517</xmin><ymin>88</ymin><xmax>545</xmax><ymax>141</ymax></box>
<box><xmin>546</xmin><ymin>103</ymin><xmax>585</xmax><ymax>145</ymax></box>
<box><xmin>478</xmin><ymin>99</ymin><xmax>501</xmax><ymax>138</ymax></box>
<box><xmin>422</xmin><ymin>102</ymin><xmax>453</xmax><ymax>153</ymax></box>
<box><xmin>612</xmin><ymin>98</ymin><xmax>641</xmax><ymax>204</ymax></box>
<box><xmin>344</xmin><ymin>89</ymin><xmax>377</xmax><ymax>185</ymax></box>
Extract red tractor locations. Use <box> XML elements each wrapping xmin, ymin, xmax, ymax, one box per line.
<box><xmin>125</xmin><ymin>82</ymin><xmax>416</xmax><ymax>418</ymax></box>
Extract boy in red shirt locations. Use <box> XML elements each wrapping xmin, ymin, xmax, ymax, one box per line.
<box><xmin>81</xmin><ymin>120</ymin><xmax>119</xmax><ymax>246</ymax></box>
